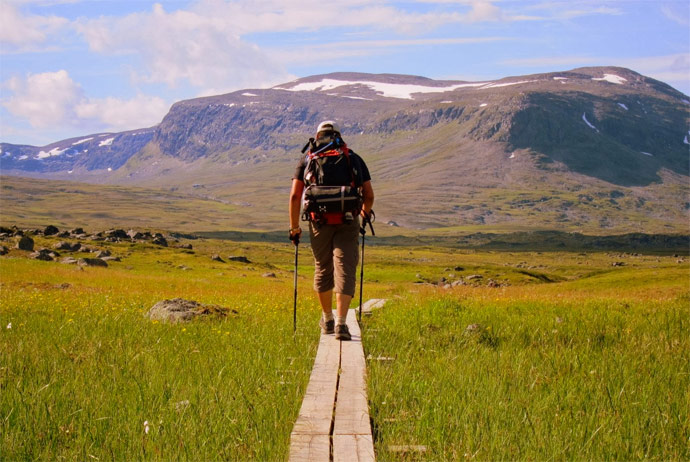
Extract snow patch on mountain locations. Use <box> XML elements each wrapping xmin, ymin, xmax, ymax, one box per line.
<box><xmin>684</xmin><ymin>133</ymin><xmax>689</xmax><ymax>145</ymax></box>
<box><xmin>276</xmin><ymin>78</ymin><xmax>486</xmax><ymax>99</ymax></box>
<box><xmin>242</xmin><ymin>93</ymin><xmax>257</xmax><ymax>97</ymax></box>
<box><xmin>640</xmin><ymin>151</ymin><xmax>653</xmax><ymax>156</ymax></box>
<box><xmin>582</xmin><ymin>113</ymin><xmax>599</xmax><ymax>132</ymax></box>
<box><xmin>553</xmin><ymin>77</ymin><xmax>568</xmax><ymax>80</ymax></box>
<box><xmin>480</xmin><ymin>80</ymin><xmax>538</xmax><ymax>89</ymax></box>
<box><xmin>480</xmin><ymin>103</ymin><xmax>488</xmax><ymax>107</ymax></box>
<box><xmin>618</xmin><ymin>103</ymin><xmax>629</xmax><ymax>110</ymax></box>
<box><xmin>72</xmin><ymin>137</ymin><xmax>93</xmax><ymax>145</ymax></box>
<box><xmin>99</xmin><ymin>137</ymin><xmax>114</xmax><ymax>147</ymax></box>
<box><xmin>18</xmin><ymin>155</ymin><xmax>28</xmax><ymax>160</ymax></box>
<box><xmin>593</xmin><ymin>74</ymin><xmax>627</xmax><ymax>85</ymax></box>
<box><xmin>37</xmin><ymin>147</ymin><xmax>66</xmax><ymax>159</ymax></box>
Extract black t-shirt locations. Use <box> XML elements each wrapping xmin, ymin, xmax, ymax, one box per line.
<box><xmin>293</xmin><ymin>149</ymin><xmax>371</xmax><ymax>184</ymax></box>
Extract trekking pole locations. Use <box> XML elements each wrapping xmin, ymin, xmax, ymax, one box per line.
<box><xmin>358</xmin><ymin>211</ymin><xmax>375</xmax><ymax>323</ymax></box>
<box><xmin>358</xmin><ymin>225</ymin><xmax>366</xmax><ymax>323</ymax></box>
<box><xmin>291</xmin><ymin>235</ymin><xmax>299</xmax><ymax>333</ymax></box>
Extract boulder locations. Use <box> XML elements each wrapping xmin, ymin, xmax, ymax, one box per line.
<box><xmin>102</xmin><ymin>256</ymin><xmax>121</xmax><ymax>262</ymax></box>
<box><xmin>54</xmin><ymin>241</ymin><xmax>81</xmax><ymax>251</ymax></box>
<box><xmin>211</xmin><ymin>255</ymin><xmax>225</xmax><ymax>263</ymax></box>
<box><xmin>387</xmin><ymin>221</ymin><xmax>399</xmax><ymax>227</ymax></box>
<box><xmin>105</xmin><ymin>229</ymin><xmax>128</xmax><ymax>240</ymax></box>
<box><xmin>228</xmin><ymin>256</ymin><xmax>251</xmax><ymax>263</ymax></box>
<box><xmin>78</xmin><ymin>258</ymin><xmax>108</xmax><ymax>267</ymax></box>
<box><xmin>262</xmin><ymin>272</ymin><xmax>277</xmax><ymax>278</ymax></box>
<box><xmin>44</xmin><ymin>225</ymin><xmax>59</xmax><ymax>236</ymax></box>
<box><xmin>16</xmin><ymin>235</ymin><xmax>34</xmax><ymax>251</ymax></box>
<box><xmin>127</xmin><ymin>229</ymin><xmax>144</xmax><ymax>240</ymax></box>
<box><xmin>30</xmin><ymin>249</ymin><xmax>53</xmax><ymax>261</ymax></box>
<box><xmin>0</xmin><ymin>245</ymin><xmax>8</xmax><ymax>255</ymax></box>
<box><xmin>57</xmin><ymin>231</ymin><xmax>71</xmax><ymax>238</ymax></box>
<box><xmin>152</xmin><ymin>236</ymin><xmax>168</xmax><ymax>247</ymax></box>
<box><xmin>145</xmin><ymin>298</ymin><xmax>238</xmax><ymax>322</ymax></box>
<box><xmin>69</xmin><ymin>227</ymin><xmax>86</xmax><ymax>235</ymax></box>
<box><xmin>61</xmin><ymin>257</ymin><xmax>78</xmax><ymax>265</ymax></box>
<box><xmin>177</xmin><ymin>243</ymin><xmax>193</xmax><ymax>250</ymax></box>
<box><xmin>94</xmin><ymin>249</ymin><xmax>111</xmax><ymax>258</ymax></box>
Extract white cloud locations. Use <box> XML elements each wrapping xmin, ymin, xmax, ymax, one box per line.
<box><xmin>660</xmin><ymin>2</ymin><xmax>689</xmax><ymax>26</ymax></box>
<box><xmin>2</xmin><ymin>70</ymin><xmax>170</xmax><ymax>132</ymax></box>
<box><xmin>0</xmin><ymin>2</ymin><xmax>68</xmax><ymax>51</ymax></box>
<box><xmin>3</xmin><ymin>70</ymin><xmax>81</xmax><ymax>127</ymax></box>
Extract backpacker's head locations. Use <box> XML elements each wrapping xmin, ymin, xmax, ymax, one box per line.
<box><xmin>315</xmin><ymin>120</ymin><xmax>342</xmax><ymax>147</ymax></box>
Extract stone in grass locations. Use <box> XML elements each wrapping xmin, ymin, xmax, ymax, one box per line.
<box><xmin>78</xmin><ymin>258</ymin><xmax>108</xmax><ymax>267</ymax></box>
<box><xmin>61</xmin><ymin>257</ymin><xmax>78</xmax><ymax>265</ymax></box>
<box><xmin>94</xmin><ymin>249</ymin><xmax>111</xmax><ymax>258</ymax></box>
<box><xmin>228</xmin><ymin>256</ymin><xmax>251</xmax><ymax>263</ymax></box>
<box><xmin>211</xmin><ymin>254</ymin><xmax>225</xmax><ymax>263</ymax></box>
<box><xmin>16</xmin><ymin>235</ymin><xmax>34</xmax><ymax>251</ymax></box>
<box><xmin>44</xmin><ymin>225</ymin><xmax>60</xmax><ymax>236</ymax></box>
<box><xmin>0</xmin><ymin>245</ymin><xmax>8</xmax><ymax>256</ymax></box>
<box><xmin>152</xmin><ymin>236</ymin><xmax>168</xmax><ymax>247</ymax></box>
<box><xmin>262</xmin><ymin>272</ymin><xmax>277</xmax><ymax>278</ymax></box>
<box><xmin>54</xmin><ymin>241</ymin><xmax>81</xmax><ymax>252</ymax></box>
<box><xmin>146</xmin><ymin>298</ymin><xmax>238</xmax><ymax>322</ymax></box>
<box><xmin>30</xmin><ymin>249</ymin><xmax>54</xmax><ymax>261</ymax></box>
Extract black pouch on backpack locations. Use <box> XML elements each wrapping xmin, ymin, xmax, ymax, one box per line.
<box><xmin>302</xmin><ymin>185</ymin><xmax>362</xmax><ymax>216</ymax></box>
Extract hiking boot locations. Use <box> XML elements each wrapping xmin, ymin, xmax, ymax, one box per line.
<box><xmin>335</xmin><ymin>324</ymin><xmax>351</xmax><ymax>341</ymax></box>
<box><xmin>319</xmin><ymin>318</ymin><xmax>335</xmax><ymax>334</ymax></box>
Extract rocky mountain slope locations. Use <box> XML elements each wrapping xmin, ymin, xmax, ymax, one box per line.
<box><xmin>1</xmin><ymin>67</ymin><xmax>688</xmax><ymax>232</ymax></box>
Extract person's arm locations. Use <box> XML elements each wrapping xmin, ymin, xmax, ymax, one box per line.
<box><xmin>289</xmin><ymin>179</ymin><xmax>304</xmax><ymax>241</ymax></box>
<box><xmin>360</xmin><ymin>180</ymin><xmax>374</xmax><ymax>217</ymax></box>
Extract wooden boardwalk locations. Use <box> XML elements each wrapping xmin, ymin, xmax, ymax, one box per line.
<box><xmin>289</xmin><ymin>308</ymin><xmax>376</xmax><ymax>462</ymax></box>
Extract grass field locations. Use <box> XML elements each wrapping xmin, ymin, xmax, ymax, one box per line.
<box><xmin>1</xmin><ymin>232</ymin><xmax>688</xmax><ymax>460</ymax></box>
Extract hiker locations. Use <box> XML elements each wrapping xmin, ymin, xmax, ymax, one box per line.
<box><xmin>289</xmin><ymin>121</ymin><xmax>374</xmax><ymax>340</ymax></box>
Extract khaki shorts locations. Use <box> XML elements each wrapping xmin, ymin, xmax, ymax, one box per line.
<box><xmin>309</xmin><ymin>218</ymin><xmax>360</xmax><ymax>296</ymax></box>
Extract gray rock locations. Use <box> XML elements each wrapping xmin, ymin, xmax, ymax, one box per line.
<box><xmin>152</xmin><ymin>236</ymin><xmax>168</xmax><ymax>247</ymax></box>
<box><xmin>211</xmin><ymin>254</ymin><xmax>225</xmax><ymax>262</ymax></box>
<box><xmin>102</xmin><ymin>256</ymin><xmax>121</xmax><ymax>262</ymax></box>
<box><xmin>94</xmin><ymin>249</ymin><xmax>111</xmax><ymax>258</ymax></box>
<box><xmin>69</xmin><ymin>227</ymin><xmax>86</xmax><ymax>235</ymax></box>
<box><xmin>0</xmin><ymin>245</ymin><xmax>8</xmax><ymax>255</ymax></box>
<box><xmin>466</xmin><ymin>274</ymin><xmax>483</xmax><ymax>280</ymax></box>
<box><xmin>177</xmin><ymin>243</ymin><xmax>193</xmax><ymax>250</ymax></box>
<box><xmin>127</xmin><ymin>229</ymin><xmax>144</xmax><ymax>240</ymax></box>
<box><xmin>228</xmin><ymin>256</ymin><xmax>251</xmax><ymax>263</ymax></box>
<box><xmin>464</xmin><ymin>323</ymin><xmax>484</xmax><ymax>334</ymax></box>
<box><xmin>262</xmin><ymin>272</ymin><xmax>277</xmax><ymax>278</ymax></box>
<box><xmin>54</xmin><ymin>241</ymin><xmax>81</xmax><ymax>252</ymax></box>
<box><xmin>61</xmin><ymin>257</ymin><xmax>78</xmax><ymax>265</ymax></box>
<box><xmin>16</xmin><ymin>235</ymin><xmax>34</xmax><ymax>251</ymax></box>
<box><xmin>44</xmin><ymin>225</ymin><xmax>59</xmax><ymax>236</ymax></box>
<box><xmin>105</xmin><ymin>229</ymin><xmax>128</xmax><ymax>240</ymax></box>
<box><xmin>78</xmin><ymin>258</ymin><xmax>108</xmax><ymax>267</ymax></box>
<box><xmin>30</xmin><ymin>249</ymin><xmax>53</xmax><ymax>261</ymax></box>
<box><xmin>145</xmin><ymin>298</ymin><xmax>237</xmax><ymax>322</ymax></box>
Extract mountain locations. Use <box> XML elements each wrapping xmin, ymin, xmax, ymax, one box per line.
<box><xmin>1</xmin><ymin>67</ymin><xmax>689</xmax><ymax>232</ymax></box>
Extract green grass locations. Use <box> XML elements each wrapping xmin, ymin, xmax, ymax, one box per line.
<box><xmin>1</xmin><ymin>233</ymin><xmax>688</xmax><ymax>460</ymax></box>
<box><xmin>0</xmin><ymin>237</ymin><xmax>323</xmax><ymax>460</ymax></box>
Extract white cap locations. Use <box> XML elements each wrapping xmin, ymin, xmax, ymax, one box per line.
<box><xmin>316</xmin><ymin>120</ymin><xmax>340</xmax><ymax>134</ymax></box>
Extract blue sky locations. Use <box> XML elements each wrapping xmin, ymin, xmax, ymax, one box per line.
<box><xmin>1</xmin><ymin>0</ymin><xmax>688</xmax><ymax>146</ymax></box>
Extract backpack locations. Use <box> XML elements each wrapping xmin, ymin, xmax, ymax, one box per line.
<box><xmin>301</xmin><ymin>137</ymin><xmax>363</xmax><ymax>226</ymax></box>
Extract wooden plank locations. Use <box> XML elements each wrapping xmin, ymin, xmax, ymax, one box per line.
<box><xmin>333</xmin><ymin>434</ymin><xmax>375</xmax><ymax>462</ymax></box>
<box><xmin>361</xmin><ymin>298</ymin><xmax>387</xmax><ymax>314</ymax></box>
<box><xmin>291</xmin><ymin>330</ymin><xmax>340</xmax><ymax>436</ymax></box>
<box><xmin>289</xmin><ymin>434</ymin><xmax>330</xmax><ymax>461</ymax></box>
<box><xmin>290</xmin><ymin>306</ymin><xmax>377</xmax><ymax>461</ymax></box>
<box><xmin>334</xmin><ymin>309</ymin><xmax>374</xmax><ymax>438</ymax></box>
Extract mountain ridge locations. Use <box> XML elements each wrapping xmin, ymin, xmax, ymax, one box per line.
<box><xmin>1</xmin><ymin>66</ymin><xmax>688</xmax><ymax>232</ymax></box>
